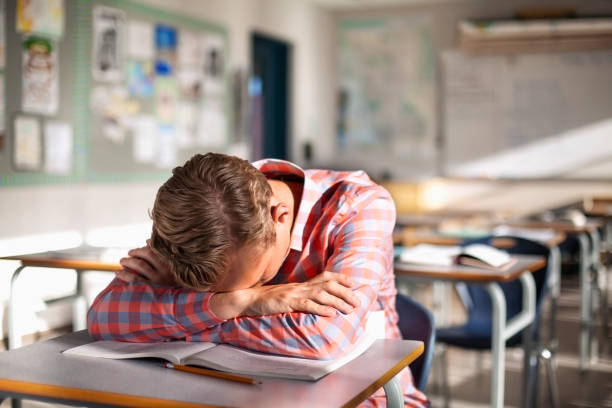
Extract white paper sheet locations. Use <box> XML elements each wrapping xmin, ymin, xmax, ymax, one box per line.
<box><xmin>43</xmin><ymin>120</ymin><xmax>72</xmax><ymax>174</ymax></box>
<box><xmin>127</xmin><ymin>19</ymin><xmax>153</xmax><ymax>59</ymax></box>
<box><xmin>14</xmin><ymin>115</ymin><xmax>41</xmax><ymax>171</ymax></box>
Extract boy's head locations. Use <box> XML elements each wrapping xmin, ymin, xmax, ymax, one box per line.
<box><xmin>150</xmin><ymin>153</ymin><xmax>289</xmax><ymax>291</ymax></box>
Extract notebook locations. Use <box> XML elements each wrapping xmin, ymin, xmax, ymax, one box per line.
<box><xmin>63</xmin><ymin>310</ymin><xmax>385</xmax><ymax>381</ymax></box>
<box><xmin>398</xmin><ymin>243</ymin><xmax>515</xmax><ymax>270</ymax></box>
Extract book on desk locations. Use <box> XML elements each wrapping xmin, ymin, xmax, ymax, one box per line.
<box><xmin>63</xmin><ymin>311</ymin><xmax>385</xmax><ymax>381</ymax></box>
<box><xmin>398</xmin><ymin>243</ymin><xmax>516</xmax><ymax>270</ymax></box>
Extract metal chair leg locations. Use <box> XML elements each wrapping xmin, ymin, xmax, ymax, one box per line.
<box><xmin>541</xmin><ymin>348</ymin><xmax>560</xmax><ymax>408</ymax></box>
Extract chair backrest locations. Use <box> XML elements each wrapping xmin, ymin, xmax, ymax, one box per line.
<box><xmin>395</xmin><ymin>293</ymin><xmax>436</xmax><ymax>392</ymax></box>
<box><xmin>459</xmin><ymin>236</ymin><xmax>551</xmax><ymax>332</ymax></box>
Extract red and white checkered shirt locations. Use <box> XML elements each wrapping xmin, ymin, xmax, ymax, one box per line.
<box><xmin>87</xmin><ymin>159</ymin><xmax>428</xmax><ymax>407</ymax></box>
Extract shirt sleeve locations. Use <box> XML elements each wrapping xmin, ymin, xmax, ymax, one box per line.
<box><xmin>87</xmin><ymin>185</ymin><xmax>396</xmax><ymax>360</ymax></box>
<box><xmin>87</xmin><ymin>278</ymin><xmax>224</xmax><ymax>342</ymax></box>
<box><xmin>206</xmin><ymin>185</ymin><xmax>396</xmax><ymax>359</ymax></box>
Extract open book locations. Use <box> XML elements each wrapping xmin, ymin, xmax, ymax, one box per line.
<box><xmin>63</xmin><ymin>311</ymin><xmax>385</xmax><ymax>381</ymax></box>
<box><xmin>398</xmin><ymin>243</ymin><xmax>515</xmax><ymax>270</ymax></box>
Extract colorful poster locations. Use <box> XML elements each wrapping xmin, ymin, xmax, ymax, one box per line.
<box><xmin>13</xmin><ymin>115</ymin><xmax>41</xmax><ymax>171</ymax></box>
<box><xmin>126</xmin><ymin>60</ymin><xmax>153</xmax><ymax>98</ymax></box>
<box><xmin>155</xmin><ymin>23</ymin><xmax>176</xmax><ymax>75</ymax></box>
<box><xmin>154</xmin><ymin>76</ymin><xmax>178</xmax><ymax>124</ymax></box>
<box><xmin>43</xmin><ymin>120</ymin><xmax>72</xmax><ymax>174</ymax></box>
<box><xmin>127</xmin><ymin>19</ymin><xmax>153</xmax><ymax>60</ymax></box>
<box><xmin>16</xmin><ymin>0</ymin><xmax>64</xmax><ymax>38</ymax></box>
<box><xmin>22</xmin><ymin>36</ymin><xmax>59</xmax><ymax>115</ymax></box>
<box><xmin>92</xmin><ymin>6</ymin><xmax>125</xmax><ymax>82</ymax></box>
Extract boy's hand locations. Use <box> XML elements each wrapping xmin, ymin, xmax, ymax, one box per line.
<box><xmin>210</xmin><ymin>272</ymin><xmax>360</xmax><ymax>320</ymax></box>
<box><xmin>116</xmin><ymin>241</ymin><xmax>177</xmax><ymax>286</ymax></box>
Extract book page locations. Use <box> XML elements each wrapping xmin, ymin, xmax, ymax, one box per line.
<box><xmin>399</xmin><ymin>244</ymin><xmax>461</xmax><ymax>266</ymax></box>
<box><xmin>63</xmin><ymin>340</ymin><xmax>216</xmax><ymax>364</ymax></box>
<box><xmin>461</xmin><ymin>244</ymin><xmax>510</xmax><ymax>267</ymax></box>
<box><xmin>187</xmin><ymin>311</ymin><xmax>386</xmax><ymax>381</ymax></box>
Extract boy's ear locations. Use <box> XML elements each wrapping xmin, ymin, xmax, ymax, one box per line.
<box><xmin>270</xmin><ymin>202</ymin><xmax>290</xmax><ymax>224</ymax></box>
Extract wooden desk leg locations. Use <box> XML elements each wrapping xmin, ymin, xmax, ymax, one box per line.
<box><xmin>8</xmin><ymin>266</ymin><xmax>26</xmax><ymax>350</ymax></box>
<box><xmin>382</xmin><ymin>373</ymin><xmax>403</xmax><ymax>408</ymax></box>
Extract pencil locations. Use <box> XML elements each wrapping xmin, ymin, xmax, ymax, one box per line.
<box><xmin>163</xmin><ymin>362</ymin><xmax>260</xmax><ymax>385</ymax></box>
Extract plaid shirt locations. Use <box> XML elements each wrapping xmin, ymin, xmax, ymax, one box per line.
<box><xmin>87</xmin><ymin>159</ymin><xmax>428</xmax><ymax>408</ymax></box>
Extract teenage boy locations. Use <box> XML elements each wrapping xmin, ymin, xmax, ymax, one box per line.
<box><xmin>88</xmin><ymin>153</ymin><xmax>428</xmax><ymax>407</ymax></box>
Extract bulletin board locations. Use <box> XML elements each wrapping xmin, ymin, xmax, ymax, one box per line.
<box><xmin>0</xmin><ymin>0</ymin><xmax>229</xmax><ymax>186</ymax></box>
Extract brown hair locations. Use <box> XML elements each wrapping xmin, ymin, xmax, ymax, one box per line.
<box><xmin>149</xmin><ymin>153</ymin><xmax>276</xmax><ymax>290</ymax></box>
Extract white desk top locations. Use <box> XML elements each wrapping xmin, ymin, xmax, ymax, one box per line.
<box><xmin>0</xmin><ymin>331</ymin><xmax>423</xmax><ymax>408</ymax></box>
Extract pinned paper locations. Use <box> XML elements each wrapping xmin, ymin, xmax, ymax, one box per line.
<box><xmin>13</xmin><ymin>115</ymin><xmax>41</xmax><ymax>171</ymax></box>
<box><xmin>198</xmin><ymin>100</ymin><xmax>227</xmax><ymax>147</ymax></box>
<box><xmin>155</xmin><ymin>77</ymin><xmax>178</xmax><ymax>124</ymax></box>
<box><xmin>155</xmin><ymin>24</ymin><xmax>176</xmax><ymax>75</ymax></box>
<box><xmin>43</xmin><ymin>120</ymin><xmax>72</xmax><ymax>174</ymax></box>
<box><xmin>176</xmin><ymin>103</ymin><xmax>197</xmax><ymax>148</ymax></box>
<box><xmin>17</xmin><ymin>0</ymin><xmax>64</xmax><ymax>38</ymax></box>
<box><xmin>132</xmin><ymin>115</ymin><xmax>157</xmax><ymax>163</ymax></box>
<box><xmin>202</xmin><ymin>33</ymin><xmax>225</xmax><ymax>96</ymax></box>
<box><xmin>157</xmin><ymin>124</ymin><xmax>177</xmax><ymax>168</ymax></box>
<box><xmin>22</xmin><ymin>36</ymin><xmax>58</xmax><ymax>115</ymax></box>
<box><xmin>92</xmin><ymin>6</ymin><xmax>125</xmax><ymax>82</ymax></box>
<box><xmin>127</xmin><ymin>19</ymin><xmax>153</xmax><ymax>59</ymax></box>
<box><xmin>177</xmin><ymin>69</ymin><xmax>203</xmax><ymax>101</ymax></box>
<box><xmin>178</xmin><ymin>29</ymin><xmax>202</xmax><ymax>68</ymax></box>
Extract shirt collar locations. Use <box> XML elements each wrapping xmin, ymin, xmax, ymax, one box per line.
<box><xmin>252</xmin><ymin>159</ymin><xmax>314</xmax><ymax>252</ymax></box>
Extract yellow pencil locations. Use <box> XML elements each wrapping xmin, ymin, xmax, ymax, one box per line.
<box><xmin>163</xmin><ymin>362</ymin><xmax>260</xmax><ymax>385</ymax></box>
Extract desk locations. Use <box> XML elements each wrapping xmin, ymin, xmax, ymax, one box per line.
<box><xmin>395</xmin><ymin>255</ymin><xmax>545</xmax><ymax>408</ymax></box>
<box><xmin>494</xmin><ymin>220</ymin><xmax>604</xmax><ymax>370</ymax></box>
<box><xmin>0</xmin><ymin>331</ymin><xmax>423</xmax><ymax>408</ymax></box>
<box><xmin>1</xmin><ymin>246</ymin><xmax>124</xmax><ymax>350</ymax></box>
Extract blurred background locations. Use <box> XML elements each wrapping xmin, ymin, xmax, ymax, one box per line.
<box><xmin>1</xmin><ymin>0</ymin><xmax>612</xmax><ymax>407</ymax></box>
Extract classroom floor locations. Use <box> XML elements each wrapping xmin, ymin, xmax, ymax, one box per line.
<box><xmin>1</xmin><ymin>271</ymin><xmax>611</xmax><ymax>408</ymax></box>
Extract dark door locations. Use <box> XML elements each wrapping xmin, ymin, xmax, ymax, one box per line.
<box><xmin>250</xmin><ymin>33</ymin><xmax>290</xmax><ymax>160</ymax></box>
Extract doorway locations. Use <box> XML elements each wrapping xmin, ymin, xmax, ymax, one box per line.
<box><xmin>250</xmin><ymin>33</ymin><xmax>291</xmax><ymax>160</ymax></box>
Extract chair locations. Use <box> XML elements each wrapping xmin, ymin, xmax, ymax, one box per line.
<box><xmin>436</xmin><ymin>236</ymin><xmax>559</xmax><ymax>408</ymax></box>
<box><xmin>395</xmin><ymin>292</ymin><xmax>436</xmax><ymax>392</ymax></box>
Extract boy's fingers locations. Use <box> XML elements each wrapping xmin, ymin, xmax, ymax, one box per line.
<box><xmin>115</xmin><ymin>268</ymin><xmax>142</xmax><ymax>283</ymax></box>
<box><xmin>119</xmin><ymin>257</ymin><xmax>155</xmax><ymax>281</ymax></box>
<box><xmin>296</xmin><ymin>299</ymin><xmax>335</xmax><ymax>317</ymax></box>
<box><xmin>128</xmin><ymin>246</ymin><xmax>167</xmax><ymax>274</ymax></box>
<box><xmin>314</xmin><ymin>291</ymin><xmax>355</xmax><ymax>314</ymax></box>
<box><xmin>324</xmin><ymin>282</ymin><xmax>360</xmax><ymax>308</ymax></box>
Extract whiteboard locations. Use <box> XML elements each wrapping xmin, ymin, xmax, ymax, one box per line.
<box><xmin>443</xmin><ymin>50</ymin><xmax>612</xmax><ymax>178</ymax></box>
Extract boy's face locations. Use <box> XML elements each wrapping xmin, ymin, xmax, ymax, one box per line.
<box><xmin>212</xmin><ymin>217</ymin><xmax>292</xmax><ymax>292</ymax></box>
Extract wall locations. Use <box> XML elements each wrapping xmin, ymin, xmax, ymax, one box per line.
<box><xmin>327</xmin><ymin>0</ymin><xmax>612</xmax><ymax>179</ymax></box>
<box><xmin>0</xmin><ymin>0</ymin><xmax>335</xmax><ymax>241</ymax></box>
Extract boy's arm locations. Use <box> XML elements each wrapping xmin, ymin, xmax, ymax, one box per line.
<box><xmin>207</xmin><ymin>186</ymin><xmax>396</xmax><ymax>359</ymax></box>
<box><xmin>88</xmin><ymin>186</ymin><xmax>395</xmax><ymax>358</ymax></box>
